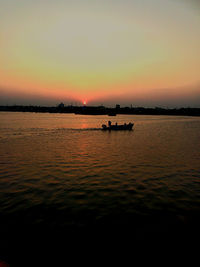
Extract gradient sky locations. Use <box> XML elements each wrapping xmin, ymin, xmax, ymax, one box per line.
<box><xmin>0</xmin><ymin>0</ymin><xmax>200</xmax><ymax>107</ymax></box>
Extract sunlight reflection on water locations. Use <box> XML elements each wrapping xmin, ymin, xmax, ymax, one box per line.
<box><xmin>0</xmin><ymin>112</ymin><xmax>200</xmax><ymax>263</ymax></box>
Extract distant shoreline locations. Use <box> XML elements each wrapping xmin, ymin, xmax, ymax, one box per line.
<box><xmin>0</xmin><ymin>105</ymin><xmax>200</xmax><ymax>116</ymax></box>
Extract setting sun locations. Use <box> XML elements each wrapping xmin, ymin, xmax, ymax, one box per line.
<box><xmin>0</xmin><ymin>0</ymin><xmax>199</xmax><ymax>107</ymax></box>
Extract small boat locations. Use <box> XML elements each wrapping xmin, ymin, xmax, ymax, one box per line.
<box><xmin>102</xmin><ymin>122</ymin><xmax>134</xmax><ymax>131</ymax></box>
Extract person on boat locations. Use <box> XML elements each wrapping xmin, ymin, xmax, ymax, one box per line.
<box><xmin>108</xmin><ymin>121</ymin><xmax>112</xmax><ymax>127</ymax></box>
<box><xmin>115</xmin><ymin>122</ymin><xmax>118</xmax><ymax>126</ymax></box>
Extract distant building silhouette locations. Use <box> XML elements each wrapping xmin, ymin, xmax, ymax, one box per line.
<box><xmin>57</xmin><ymin>102</ymin><xmax>65</xmax><ymax>108</ymax></box>
<box><xmin>0</xmin><ymin>104</ymin><xmax>200</xmax><ymax>116</ymax></box>
<box><xmin>116</xmin><ymin>104</ymin><xmax>120</xmax><ymax>109</ymax></box>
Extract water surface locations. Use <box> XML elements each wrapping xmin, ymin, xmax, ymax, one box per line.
<box><xmin>0</xmin><ymin>112</ymin><xmax>200</xmax><ymax>264</ymax></box>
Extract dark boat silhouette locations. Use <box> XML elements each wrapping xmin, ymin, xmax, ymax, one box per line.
<box><xmin>102</xmin><ymin>121</ymin><xmax>134</xmax><ymax>131</ymax></box>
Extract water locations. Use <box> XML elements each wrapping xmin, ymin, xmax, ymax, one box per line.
<box><xmin>0</xmin><ymin>112</ymin><xmax>200</xmax><ymax>264</ymax></box>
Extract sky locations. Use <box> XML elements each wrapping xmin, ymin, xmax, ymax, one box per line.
<box><xmin>0</xmin><ymin>0</ymin><xmax>200</xmax><ymax>107</ymax></box>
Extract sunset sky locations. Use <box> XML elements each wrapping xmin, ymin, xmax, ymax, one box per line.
<box><xmin>0</xmin><ymin>0</ymin><xmax>200</xmax><ymax>107</ymax></box>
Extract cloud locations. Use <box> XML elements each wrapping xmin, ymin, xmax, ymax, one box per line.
<box><xmin>90</xmin><ymin>83</ymin><xmax>200</xmax><ymax>108</ymax></box>
<box><xmin>1</xmin><ymin>82</ymin><xmax>200</xmax><ymax>108</ymax></box>
<box><xmin>0</xmin><ymin>87</ymin><xmax>75</xmax><ymax>106</ymax></box>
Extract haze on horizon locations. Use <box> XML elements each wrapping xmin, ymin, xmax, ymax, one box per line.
<box><xmin>0</xmin><ymin>0</ymin><xmax>200</xmax><ymax>108</ymax></box>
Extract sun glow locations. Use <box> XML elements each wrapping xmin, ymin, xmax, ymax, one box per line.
<box><xmin>0</xmin><ymin>0</ymin><xmax>200</xmax><ymax>106</ymax></box>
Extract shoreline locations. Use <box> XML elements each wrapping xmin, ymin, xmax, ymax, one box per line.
<box><xmin>0</xmin><ymin>105</ymin><xmax>200</xmax><ymax>117</ymax></box>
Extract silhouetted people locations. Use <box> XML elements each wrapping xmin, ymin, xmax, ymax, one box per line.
<box><xmin>108</xmin><ymin>121</ymin><xmax>111</xmax><ymax>127</ymax></box>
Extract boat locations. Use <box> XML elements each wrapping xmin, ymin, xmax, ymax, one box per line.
<box><xmin>102</xmin><ymin>121</ymin><xmax>134</xmax><ymax>131</ymax></box>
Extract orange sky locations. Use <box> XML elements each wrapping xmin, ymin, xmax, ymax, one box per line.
<box><xmin>0</xmin><ymin>0</ymin><xmax>200</xmax><ymax>107</ymax></box>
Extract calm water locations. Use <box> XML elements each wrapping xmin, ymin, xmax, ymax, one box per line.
<box><xmin>0</xmin><ymin>112</ymin><xmax>200</xmax><ymax>264</ymax></box>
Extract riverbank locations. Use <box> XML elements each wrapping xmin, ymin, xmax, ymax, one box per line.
<box><xmin>1</xmin><ymin>105</ymin><xmax>200</xmax><ymax>116</ymax></box>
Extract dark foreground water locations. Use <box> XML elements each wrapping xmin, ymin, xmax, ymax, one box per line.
<box><xmin>0</xmin><ymin>112</ymin><xmax>200</xmax><ymax>265</ymax></box>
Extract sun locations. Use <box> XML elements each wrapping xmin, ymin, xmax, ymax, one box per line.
<box><xmin>83</xmin><ymin>100</ymin><xmax>87</xmax><ymax>105</ymax></box>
